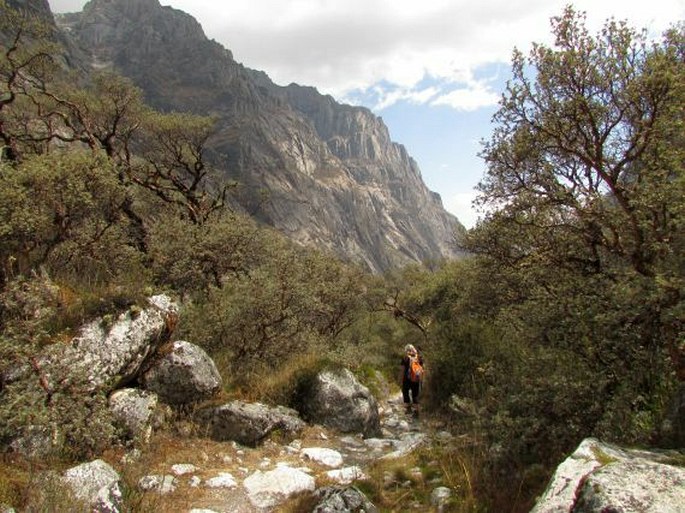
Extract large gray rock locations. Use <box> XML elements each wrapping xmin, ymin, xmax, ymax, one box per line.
<box><xmin>197</xmin><ymin>400</ymin><xmax>305</xmax><ymax>446</ymax></box>
<box><xmin>109</xmin><ymin>388</ymin><xmax>158</xmax><ymax>442</ymax></box>
<box><xmin>299</xmin><ymin>368</ymin><xmax>381</xmax><ymax>438</ymax></box>
<box><xmin>531</xmin><ymin>438</ymin><xmax>685</xmax><ymax>513</ymax></box>
<box><xmin>141</xmin><ymin>340</ymin><xmax>221</xmax><ymax>404</ymax></box>
<box><xmin>243</xmin><ymin>466</ymin><xmax>315</xmax><ymax>510</ymax></box>
<box><xmin>23</xmin><ymin>295</ymin><xmax>178</xmax><ymax>394</ymax></box>
<box><xmin>4</xmin><ymin>295</ymin><xmax>177</xmax><ymax>457</ymax></box>
<box><xmin>62</xmin><ymin>459</ymin><xmax>122</xmax><ymax>513</ymax></box>
<box><xmin>312</xmin><ymin>486</ymin><xmax>378</xmax><ymax>513</ymax></box>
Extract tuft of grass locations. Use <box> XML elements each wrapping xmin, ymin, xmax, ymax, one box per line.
<box><xmin>275</xmin><ymin>491</ymin><xmax>321</xmax><ymax>513</ymax></box>
<box><xmin>590</xmin><ymin>446</ymin><xmax>618</xmax><ymax>467</ymax></box>
<box><xmin>353</xmin><ymin>436</ymin><xmax>499</xmax><ymax>513</ymax></box>
<box><xmin>48</xmin><ymin>283</ymin><xmax>148</xmax><ymax>338</ymax></box>
<box><xmin>235</xmin><ymin>351</ymin><xmax>331</xmax><ymax>406</ymax></box>
<box><xmin>0</xmin><ymin>457</ymin><xmax>28</xmax><ymax>508</ymax></box>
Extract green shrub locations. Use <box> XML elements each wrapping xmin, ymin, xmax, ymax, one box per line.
<box><xmin>146</xmin><ymin>210</ymin><xmax>262</xmax><ymax>294</ymax></box>
<box><xmin>0</xmin><ymin>151</ymin><xmax>146</xmax><ymax>288</ymax></box>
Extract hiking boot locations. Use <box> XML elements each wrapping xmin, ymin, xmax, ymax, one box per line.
<box><xmin>405</xmin><ymin>405</ymin><xmax>412</xmax><ymax>415</ymax></box>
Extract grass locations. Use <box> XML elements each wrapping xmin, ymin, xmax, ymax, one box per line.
<box><xmin>589</xmin><ymin>446</ymin><xmax>619</xmax><ymax>467</ymax></box>
<box><xmin>0</xmin><ymin>456</ymin><xmax>28</xmax><ymax>508</ymax></box>
<box><xmin>0</xmin><ymin>454</ymin><xmax>91</xmax><ymax>512</ymax></box>
<box><xmin>350</xmin><ymin>439</ymin><xmax>489</xmax><ymax>513</ymax></box>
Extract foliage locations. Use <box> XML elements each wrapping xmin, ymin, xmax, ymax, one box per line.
<box><xmin>178</xmin><ymin>233</ymin><xmax>369</xmax><ymax>380</ymax></box>
<box><xmin>0</xmin><ymin>150</ymin><xmax>148</xmax><ymax>287</ymax></box>
<box><xmin>351</xmin><ymin>11</ymin><xmax>685</xmax><ymax>511</ymax></box>
<box><xmin>0</xmin><ymin>0</ymin><xmax>61</xmax><ymax>161</ymax></box>
<box><xmin>476</xmin><ymin>8</ymin><xmax>684</xmax><ymax>280</ymax></box>
<box><xmin>146</xmin><ymin>210</ymin><xmax>261</xmax><ymax>293</ymax></box>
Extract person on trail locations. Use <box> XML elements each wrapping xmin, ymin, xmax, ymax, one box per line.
<box><xmin>399</xmin><ymin>343</ymin><xmax>424</xmax><ymax>417</ymax></box>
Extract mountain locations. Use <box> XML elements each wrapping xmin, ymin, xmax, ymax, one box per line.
<box><xmin>53</xmin><ymin>0</ymin><xmax>464</xmax><ymax>272</ymax></box>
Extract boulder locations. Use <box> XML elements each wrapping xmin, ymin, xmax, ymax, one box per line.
<box><xmin>325</xmin><ymin>467</ymin><xmax>368</xmax><ymax>485</ymax></box>
<box><xmin>13</xmin><ymin>295</ymin><xmax>178</xmax><ymax>394</ymax></box>
<box><xmin>531</xmin><ymin>437</ymin><xmax>685</xmax><ymax>513</ymax></box>
<box><xmin>62</xmin><ymin>459</ymin><xmax>123</xmax><ymax>513</ymax></box>
<box><xmin>298</xmin><ymin>368</ymin><xmax>381</xmax><ymax>437</ymax></box>
<box><xmin>197</xmin><ymin>400</ymin><xmax>305</xmax><ymax>446</ymax></box>
<box><xmin>301</xmin><ymin>447</ymin><xmax>344</xmax><ymax>468</ymax></box>
<box><xmin>109</xmin><ymin>388</ymin><xmax>158</xmax><ymax>442</ymax></box>
<box><xmin>243</xmin><ymin>466</ymin><xmax>315</xmax><ymax>509</ymax></box>
<box><xmin>311</xmin><ymin>486</ymin><xmax>378</xmax><ymax>513</ymax></box>
<box><xmin>141</xmin><ymin>340</ymin><xmax>222</xmax><ymax>405</ymax></box>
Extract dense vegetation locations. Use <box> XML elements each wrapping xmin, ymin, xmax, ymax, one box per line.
<box><xmin>0</xmin><ymin>2</ymin><xmax>682</xmax><ymax>511</ymax></box>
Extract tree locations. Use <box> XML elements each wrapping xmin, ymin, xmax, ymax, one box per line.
<box><xmin>52</xmin><ymin>71</ymin><xmax>150</xmax><ymax>164</ymax></box>
<box><xmin>0</xmin><ymin>0</ymin><xmax>60</xmax><ymax>161</ymax></box>
<box><xmin>133</xmin><ymin>111</ymin><xmax>230</xmax><ymax>224</ymax></box>
<box><xmin>475</xmin><ymin>8</ymin><xmax>684</xmax><ymax>281</ymax></box>
<box><xmin>0</xmin><ymin>150</ymin><xmax>142</xmax><ymax>286</ymax></box>
<box><xmin>466</xmin><ymin>7</ymin><xmax>684</xmax><ymax>446</ymax></box>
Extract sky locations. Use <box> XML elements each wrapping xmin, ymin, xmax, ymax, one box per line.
<box><xmin>47</xmin><ymin>0</ymin><xmax>684</xmax><ymax>228</ymax></box>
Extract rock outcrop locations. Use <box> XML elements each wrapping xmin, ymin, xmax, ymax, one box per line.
<box><xmin>2</xmin><ymin>294</ymin><xmax>178</xmax><ymax>457</ymax></box>
<box><xmin>198</xmin><ymin>401</ymin><xmax>306</xmax><ymax>446</ymax></box>
<box><xmin>141</xmin><ymin>340</ymin><xmax>222</xmax><ymax>405</ymax></box>
<box><xmin>62</xmin><ymin>459</ymin><xmax>123</xmax><ymax>513</ymax></box>
<box><xmin>243</xmin><ymin>466</ymin><xmax>316</xmax><ymax>510</ymax></box>
<box><xmin>35</xmin><ymin>294</ymin><xmax>177</xmax><ymax>393</ymax></box>
<box><xmin>298</xmin><ymin>368</ymin><xmax>381</xmax><ymax>438</ymax></box>
<box><xmin>109</xmin><ymin>388</ymin><xmax>158</xmax><ymax>442</ymax></box>
<box><xmin>531</xmin><ymin>437</ymin><xmax>685</xmax><ymax>513</ymax></box>
<box><xmin>53</xmin><ymin>0</ymin><xmax>464</xmax><ymax>273</ymax></box>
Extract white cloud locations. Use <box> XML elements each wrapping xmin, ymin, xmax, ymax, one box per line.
<box><xmin>445</xmin><ymin>191</ymin><xmax>481</xmax><ymax>229</ymax></box>
<box><xmin>431</xmin><ymin>82</ymin><xmax>500</xmax><ymax>112</ymax></box>
<box><xmin>48</xmin><ymin>0</ymin><xmax>685</xmax><ymax>110</ymax></box>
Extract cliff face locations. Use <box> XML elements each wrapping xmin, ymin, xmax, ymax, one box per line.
<box><xmin>55</xmin><ymin>0</ymin><xmax>464</xmax><ymax>272</ymax></box>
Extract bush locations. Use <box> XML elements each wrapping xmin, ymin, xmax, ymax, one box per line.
<box><xmin>177</xmin><ymin>232</ymin><xmax>369</xmax><ymax>384</ymax></box>
<box><xmin>146</xmin><ymin>210</ymin><xmax>262</xmax><ymax>294</ymax></box>
<box><xmin>0</xmin><ymin>151</ymin><xmax>148</xmax><ymax>289</ymax></box>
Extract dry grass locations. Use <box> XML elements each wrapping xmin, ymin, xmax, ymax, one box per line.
<box><xmin>235</xmin><ymin>351</ymin><xmax>328</xmax><ymax>405</ymax></box>
<box><xmin>0</xmin><ymin>454</ymin><xmax>90</xmax><ymax>512</ymax></box>
<box><xmin>348</xmin><ymin>435</ymin><xmax>492</xmax><ymax>513</ymax></box>
<box><xmin>0</xmin><ymin>456</ymin><xmax>28</xmax><ymax>507</ymax></box>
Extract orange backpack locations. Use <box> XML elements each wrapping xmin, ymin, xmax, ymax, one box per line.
<box><xmin>408</xmin><ymin>354</ymin><xmax>423</xmax><ymax>382</ymax></box>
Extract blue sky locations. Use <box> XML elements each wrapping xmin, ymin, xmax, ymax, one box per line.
<box><xmin>48</xmin><ymin>0</ymin><xmax>684</xmax><ymax>227</ymax></box>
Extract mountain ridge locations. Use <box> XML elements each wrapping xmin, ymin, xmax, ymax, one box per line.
<box><xmin>53</xmin><ymin>0</ymin><xmax>464</xmax><ymax>272</ymax></box>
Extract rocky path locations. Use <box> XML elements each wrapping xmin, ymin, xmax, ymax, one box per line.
<box><xmin>128</xmin><ymin>390</ymin><xmax>447</xmax><ymax>512</ymax></box>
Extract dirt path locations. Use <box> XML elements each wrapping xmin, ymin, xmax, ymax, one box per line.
<box><xmin>125</xmin><ymin>389</ymin><xmax>436</xmax><ymax>512</ymax></box>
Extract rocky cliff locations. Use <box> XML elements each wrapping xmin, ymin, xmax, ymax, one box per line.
<box><xmin>53</xmin><ymin>0</ymin><xmax>463</xmax><ymax>272</ymax></box>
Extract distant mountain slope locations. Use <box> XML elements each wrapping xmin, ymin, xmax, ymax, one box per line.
<box><xmin>54</xmin><ymin>0</ymin><xmax>464</xmax><ymax>272</ymax></box>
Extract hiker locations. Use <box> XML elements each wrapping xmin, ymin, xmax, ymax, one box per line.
<box><xmin>399</xmin><ymin>343</ymin><xmax>424</xmax><ymax>416</ymax></box>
